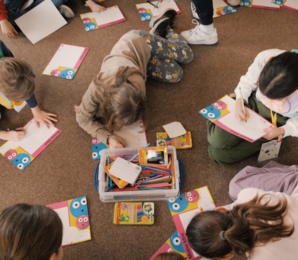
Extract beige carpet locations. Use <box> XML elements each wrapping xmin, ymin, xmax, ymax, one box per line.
<box><xmin>0</xmin><ymin>0</ymin><xmax>298</xmax><ymax>259</ymax></box>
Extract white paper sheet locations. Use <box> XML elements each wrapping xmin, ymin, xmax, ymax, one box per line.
<box><xmin>163</xmin><ymin>122</ymin><xmax>186</xmax><ymax>138</ymax></box>
<box><xmin>217</xmin><ymin>96</ymin><xmax>273</xmax><ymax>141</ymax></box>
<box><xmin>114</xmin><ymin>121</ymin><xmax>148</xmax><ymax>148</ymax></box>
<box><xmin>252</xmin><ymin>0</ymin><xmax>280</xmax><ymax>8</ymax></box>
<box><xmin>43</xmin><ymin>44</ymin><xmax>88</xmax><ymax>76</ymax></box>
<box><xmin>284</xmin><ymin>0</ymin><xmax>298</xmax><ymax>11</ymax></box>
<box><xmin>0</xmin><ymin>119</ymin><xmax>57</xmax><ymax>155</ymax></box>
<box><xmin>15</xmin><ymin>0</ymin><xmax>67</xmax><ymax>44</ymax></box>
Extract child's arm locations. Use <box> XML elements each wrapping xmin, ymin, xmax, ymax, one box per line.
<box><xmin>85</xmin><ymin>0</ymin><xmax>106</xmax><ymax>12</ymax></box>
<box><xmin>0</xmin><ymin>128</ymin><xmax>25</xmax><ymax>142</ymax></box>
<box><xmin>26</xmin><ymin>94</ymin><xmax>57</xmax><ymax>128</ymax></box>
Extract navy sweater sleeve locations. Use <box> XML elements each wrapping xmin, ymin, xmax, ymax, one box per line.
<box><xmin>25</xmin><ymin>93</ymin><xmax>38</xmax><ymax>108</ymax></box>
<box><xmin>0</xmin><ymin>40</ymin><xmax>14</xmax><ymax>58</ymax></box>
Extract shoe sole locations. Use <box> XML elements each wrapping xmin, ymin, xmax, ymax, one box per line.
<box><xmin>149</xmin><ymin>8</ymin><xmax>176</xmax><ymax>28</ymax></box>
<box><xmin>187</xmin><ymin>41</ymin><xmax>218</xmax><ymax>46</ymax></box>
<box><xmin>149</xmin><ymin>17</ymin><xmax>170</xmax><ymax>36</ymax></box>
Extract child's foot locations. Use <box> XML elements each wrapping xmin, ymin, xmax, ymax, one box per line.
<box><xmin>180</xmin><ymin>20</ymin><xmax>218</xmax><ymax>45</ymax></box>
<box><xmin>58</xmin><ymin>5</ymin><xmax>75</xmax><ymax>19</ymax></box>
<box><xmin>149</xmin><ymin>8</ymin><xmax>177</xmax><ymax>28</ymax></box>
<box><xmin>149</xmin><ymin>17</ymin><xmax>170</xmax><ymax>37</ymax></box>
<box><xmin>227</xmin><ymin>0</ymin><xmax>241</xmax><ymax>6</ymax></box>
<box><xmin>191</xmin><ymin>2</ymin><xmax>199</xmax><ymax>20</ymax></box>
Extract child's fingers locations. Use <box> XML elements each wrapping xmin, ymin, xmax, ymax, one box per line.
<box><xmin>46</xmin><ymin>113</ymin><xmax>57</xmax><ymax>117</ymax></box>
<box><xmin>34</xmin><ymin>119</ymin><xmax>40</xmax><ymax>128</ymax></box>
<box><xmin>47</xmin><ymin>116</ymin><xmax>58</xmax><ymax>122</ymax></box>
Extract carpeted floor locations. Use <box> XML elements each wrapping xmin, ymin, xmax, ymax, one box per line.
<box><xmin>0</xmin><ymin>1</ymin><xmax>298</xmax><ymax>259</ymax></box>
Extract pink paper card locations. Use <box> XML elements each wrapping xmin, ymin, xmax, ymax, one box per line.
<box><xmin>42</xmin><ymin>44</ymin><xmax>89</xmax><ymax>79</ymax></box>
<box><xmin>0</xmin><ymin>119</ymin><xmax>61</xmax><ymax>170</ymax></box>
<box><xmin>199</xmin><ymin>95</ymin><xmax>275</xmax><ymax>143</ymax></box>
<box><xmin>240</xmin><ymin>0</ymin><xmax>281</xmax><ymax>9</ymax></box>
<box><xmin>80</xmin><ymin>5</ymin><xmax>126</xmax><ymax>32</ymax></box>
<box><xmin>47</xmin><ymin>196</ymin><xmax>91</xmax><ymax>246</ymax></box>
<box><xmin>214</xmin><ymin>0</ymin><xmax>237</xmax><ymax>18</ymax></box>
<box><xmin>283</xmin><ymin>0</ymin><xmax>298</xmax><ymax>11</ymax></box>
<box><xmin>149</xmin><ymin>231</ymin><xmax>187</xmax><ymax>260</ymax></box>
<box><xmin>166</xmin><ymin>186</ymin><xmax>216</xmax><ymax>260</ymax></box>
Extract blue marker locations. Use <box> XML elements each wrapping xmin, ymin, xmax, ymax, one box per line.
<box><xmin>129</xmin><ymin>143</ymin><xmax>151</xmax><ymax>162</ymax></box>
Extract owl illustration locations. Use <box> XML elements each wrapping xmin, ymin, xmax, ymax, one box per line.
<box><xmin>70</xmin><ymin>197</ymin><xmax>88</xmax><ymax>218</ymax></box>
<box><xmin>84</xmin><ymin>22</ymin><xmax>97</xmax><ymax>32</ymax></box>
<box><xmin>223</xmin><ymin>6</ymin><xmax>236</xmax><ymax>14</ymax></box>
<box><xmin>170</xmin><ymin>231</ymin><xmax>185</xmax><ymax>253</ymax></box>
<box><xmin>213</xmin><ymin>100</ymin><xmax>227</xmax><ymax>110</ymax></box>
<box><xmin>5</xmin><ymin>150</ymin><xmax>17</xmax><ymax>160</ymax></box>
<box><xmin>76</xmin><ymin>215</ymin><xmax>90</xmax><ymax>229</ymax></box>
<box><xmin>200</xmin><ymin>104</ymin><xmax>221</xmax><ymax>120</ymax></box>
<box><xmin>11</xmin><ymin>153</ymin><xmax>31</xmax><ymax>170</ymax></box>
<box><xmin>167</xmin><ymin>194</ymin><xmax>189</xmax><ymax>213</ymax></box>
<box><xmin>185</xmin><ymin>190</ymin><xmax>199</xmax><ymax>203</ymax></box>
<box><xmin>92</xmin><ymin>142</ymin><xmax>108</xmax><ymax>160</ymax></box>
<box><xmin>240</xmin><ymin>0</ymin><xmax>251</xmax><ymax>6</ymax></box>
<box><xmin>59</xmin><ymin>69</ymin><xmax>76</xmax><ymax>80</ymax></box>
<box><xmin>271</xmin><ymin>0</ymin><xmax>283</xmax><ymax>4</ymax></box>
<box><xmin>82</xmin><ymin>18</ymin><xmax>91</xmax><ymax>24</ymax></box>
<box><xmin>138</xmin><ymin>8</ymin><xmax>152</xmax><ymax>21</ymax></box>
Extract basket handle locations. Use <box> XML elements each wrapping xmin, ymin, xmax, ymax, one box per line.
<box><xmin>94</xmin><ymin>162</ymin><xmax>100</xmax><ymax>192</ymax></box>
<box><xmin>178</xmin><ymin>159</ymin><xmax>185</xmax><ymax>188</ymax></box>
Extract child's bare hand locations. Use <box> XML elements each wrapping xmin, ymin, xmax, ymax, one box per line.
<box><xmin>109</xmin><ymin>135</ymin><xmax>126</xmax><ymax>148</ymax></box>
<box><xmin>74</xmin><ymin>104</ymin><xmax>80</xmax><ymax>112</ymax></box>
<box><xmin>263</xmin><ymin>127</ymin><xmax>285</xmax><ymax>140</ymax></box>
<box><xmin>86</xmin><ymin>0</ymin><xmax>106</xmax><ymax>12</ymax></box>
<box><xmin>6</xmin><ymin>128</ymin><xmax>25</xmax><ymax>142</ymax></box>
<box><xmin>0</xmin><ymin>19</ymin><xmax>18</xmax><ymax>39</ymax></box>
<box><xmin>235</xmin><ymin>98</ymin><xmax>250</xmax><ymax>121</ymax></box>
<box><xmin>31</xmin><ymin>106</ymin><xmax>57</xmax><ymax>128</ymax></box>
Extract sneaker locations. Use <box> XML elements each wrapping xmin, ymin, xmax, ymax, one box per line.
<box><xmin>227</xmin><ymin>0</ymin><xmax>241</xmax><ymax>6</ymax></box>
<box><xmin>180</xmin><ymin>20</ymin><xmax>218</xmax><ymax>45</ymax></box>
<box><xmin>149</xmin><ymin>17</ymin><xmax>170</xmax><ymax>37</ymax></box>
<box><xmin>58</xmin><ymin>5</ymin><xmax>75</xmax><ymax>19</ymax></box>
<box><xmin>191</xmin><ymin>2</ymin><xmax>199</xmax><ymax>19</ymax></box>
<box><xmin>149</xmin><ymin>8</ymin><xmax>177</xmax><ymax>28</ymax></box>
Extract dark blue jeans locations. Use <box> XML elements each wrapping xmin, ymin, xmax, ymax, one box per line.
<box><xmin>4</xmin><ymin>0</ymin><xmax>66</xmax><ymax>25</ymax></box>
<box><xmin>192</xmin><ymin>0</ymin><xmax>214</xmax><ymax>25</ymax></box>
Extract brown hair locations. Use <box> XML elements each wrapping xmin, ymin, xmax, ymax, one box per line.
<box><xmin>0</xmin><ymin>204</ymin><xmax>63</xmax><ymax>260</ymax></box>
<box><xmin>0</xmin><ymin>58</ymin><xmax>35</xmax><ymax>102</ymax></box>
<box><xmin>186</xmin><ymin>194</ymin><xmax>294</xmax><ymax>258</ymax></box>
<box><xmin>94</xmin><ymin>66</ymin><xmax>148</xmax><ymax>132</ymax></box>
<box><xmin>153</xmin><ymin>252</ymin><xmax>185</xmax><ymax>260</ymax></box>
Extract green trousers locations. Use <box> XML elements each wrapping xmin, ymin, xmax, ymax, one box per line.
<box><xmin>207</xmin><ymin>92</ymin><xmax>289</xmax><ymax>166</ymax></box>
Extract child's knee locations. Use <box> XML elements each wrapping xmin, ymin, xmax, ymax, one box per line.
<box><xmin>208</xmin><ymin>146</ymin><xmax>234</xmax><ymax>166</ymax></box>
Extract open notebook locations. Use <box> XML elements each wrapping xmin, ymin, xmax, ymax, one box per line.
<box><xmin>80</xmin><ymin>5</ymin><xmax>126</xmax><ymax>32</ymax></box>
<box><xmin>0</xmin><ymin>119</ymin><xmax>61</xmax><ymax>170</ymax></box>
<box><xmin>91</xmin><ymin>120</ymin><xmax>148</xmax><ymax>160</ymax></box>
<box><xmin>47</xmin><ymin>196</ymin><xmax>91</xmax><ymax>246</ymax></box>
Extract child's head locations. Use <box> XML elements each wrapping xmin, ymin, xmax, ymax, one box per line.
<box><xmin>186</xmin><ymin>194</ymin><xmax>294</xmax><ymax>259</ymax></box>
<box><xmin>97</xmin><ymin>66</ymin><xmax>148</xmax><ymax>132</ymax></box>
<box><xmin>0</xmin><ymin>204</ymin><xmax>63</xmax><ymax>260</ymax></box>
<box><xmin>153</xmin><ymin>252</ymin><xmax>185</xmax><ymax>260</ymax></box>
<box><xmin>0</xmin><ymin>58</ymin><xmax>35</xmax><ymax>102</ymax></box>
<box><xmin>259</xmin><ymin>52</ymin><xmax>298</xmax><ymax>99</ymax></box>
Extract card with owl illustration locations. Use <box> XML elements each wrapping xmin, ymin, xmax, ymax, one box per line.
<box><xmin>257</xmin><ymin>139</ymin><xmax>282</xmax><ymax>163</ymax></box>
<box><xmin>213</xmin><ymin>0</ymin><xmax>237</xmax><ymax>18</ymax></box>
<box><xmin>166</xmin><ymin>186</ymin><xmax>215</xmax><ymax>260</ymax></box>
<box><xmin>0</xmin><ymin>119</ymin><xmax>61</xmax><ymax>170</ymax></box>
<box><xmin>80</xmin><ymin>5</ymin><xmax>126</xmax><ymax>32</ymax></box>
<box><xmin>240</xmin><ymin>0</ymin><xmax>280</xmax><ymax>9</ymax></box>
<box><xmin>43</xmin><ymin>44</ymin><xmax>89</xmax><ymax>80</ymax></box>
<box><xmin>47</xmin><ymin>196</ymin><xmax>91</xmax><ymax>246</ymax></box>
<box><xmin>199</xmin><ymin>95</ymin><xmax>275</xmax><ymax>143</ymax></box>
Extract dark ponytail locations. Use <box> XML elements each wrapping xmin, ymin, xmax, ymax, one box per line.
<box><xmin>259</xmin><ymin>52</ymin><xmax>298</xmax><ymax>99</ymax></box>
<box><xmin>186</xmin><ymin>194</ymin><xmax>294</xmax><ymax>258</ymax></box>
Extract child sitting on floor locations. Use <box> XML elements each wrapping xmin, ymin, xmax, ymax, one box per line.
<box><xmin>207</xmin><ymin>49</ymin><xmax>298</xmax><ymax>165</ymax></box>
<box><xmin>75</xmin><ymin>9</ymin><xmax>193</xmax><ymax>148</ymax></box>
<box><xmin>0</xmin><ymin>41</ymin><xmax>57</xmax><ymax>142</ymax></box>
<box><xmin>186</xmin><ymin>186</ymin><xmax>298</xmax><ymax>260</ymax></box>
<box><xmin>0</xmin><ymin>203</ymin><xmax>63</xmax><ymax>260</ymax></box>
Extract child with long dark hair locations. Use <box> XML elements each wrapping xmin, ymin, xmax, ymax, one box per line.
<box><xmin>207</xmin><ymin>49</ymin><xmax>298</xmax><ymax>165</ymax></box>
<box><xmin>0</xmin><ymin>203</ymin><xmax>63</xmax><ymax>260</ymax></box>
<box><xmin>186</xmin><ymin>186</ymin><xmax>298</xmax><ymax>259</ymax></box>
